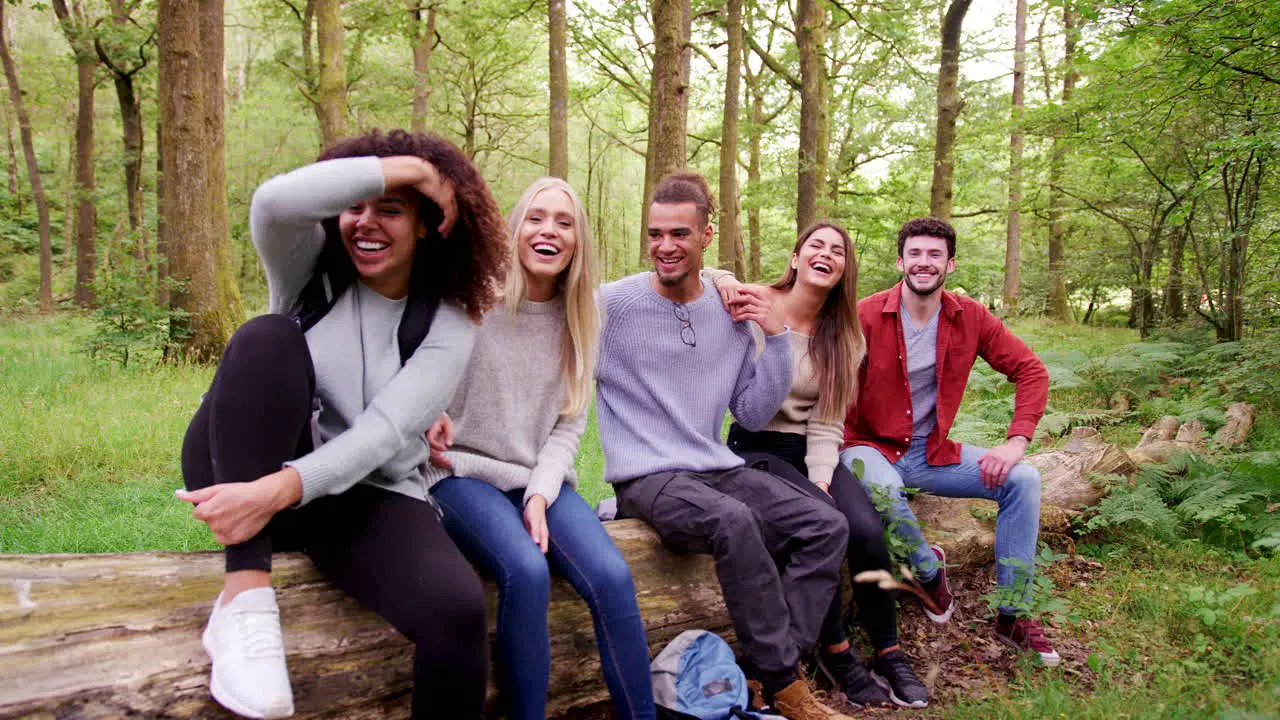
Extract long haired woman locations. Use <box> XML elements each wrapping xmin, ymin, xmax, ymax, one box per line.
<box><xmin>426</xmin><ymin>178</ymin><xmax>655</xmax><ymax>720</ymax></box>
<box><xmin>710</xmin><ymin>221</ymin><xmax>928</xmax><ymax>709</ymax></box>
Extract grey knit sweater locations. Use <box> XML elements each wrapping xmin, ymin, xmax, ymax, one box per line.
<box><xmin>595</xmin><ymin>273</ymin><xmax>792</xmax><ymax>483</ymax></box>
<box><xmin>422</xmin><ymin>297</ymin><xmax>585</xmax><ymax>507</ymax></box>
<box><xmin>251</xmin><ymin>156</ymin><xmax>477</xmax><ymax>505</ymax></box>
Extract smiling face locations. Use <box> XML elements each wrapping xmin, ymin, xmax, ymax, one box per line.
<box><xmin>647</xmin><ymin>201</ymin><xmax>710</xmax><ymax>294</ymax></box>
<box><xmin>517</xmin><ymin>188</ymin><xmax>577</xmax><ymax>295</ymax></box>
<box><xmin>897</xmin><ymin>234</ymin><xmax>955</xmax><ymax>297</ymax></box>
<box><xmin>792</xmin><ymin>226</ymin><xmax>848</xmax><ymax>292</ymax></box>
<box><xmin>338</xmin><ymin>186</ymin><xmax>427</xmax><ymax>298</ymax></box>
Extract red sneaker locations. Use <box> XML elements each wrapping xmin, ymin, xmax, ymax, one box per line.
<box><xmin>922</xmin><ymin>545</ymin><xmax>955</xmax><ymax>623</ymax></box>
<box><xmin>995</xmin><ymin>616</ymin><xmax>1061</xmax><ymax>667</ymax></box>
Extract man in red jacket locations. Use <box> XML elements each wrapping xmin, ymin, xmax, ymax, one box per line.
<box><xmin>840</xmin><ymin>217</ymin><xmax>1059</xmax><ymax>666</ymax></box>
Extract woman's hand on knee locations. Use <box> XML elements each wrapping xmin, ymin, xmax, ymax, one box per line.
<box><xmin>524</xmin><ymin>495</ymin><xmax>550</xmax><ymax>554</ymax></box>
<box><xmin>177</xmin><ymin>468</ymin><xmax>302</xmax><ymax>546</ymax></box>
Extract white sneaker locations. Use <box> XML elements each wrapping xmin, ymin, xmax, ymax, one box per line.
<box><xmin>201</xmin><ymin>587</ymin><xmax>295</xmax><ymax>719</ymax></box>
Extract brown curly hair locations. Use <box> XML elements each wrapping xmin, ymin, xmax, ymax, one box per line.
<box><xmin>650</xmin><ymin>172</ymin><xmax>718</xmax><ymax>228</ymax></box>
<box><xmin>317</xmin><ymin>129</ymin><xmax>507</xmax><ymax>320</ymax></box>
<box><xmin>897</xmin><ymin>216</ymin><xmax>957</xmax><ymax>260</ymax></box>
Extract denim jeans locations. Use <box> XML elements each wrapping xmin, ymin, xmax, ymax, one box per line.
<box><xmin>840</xmin><ymin>438</ymin><xmax>1042</xmax><ymax>614</ymax></box>
<box><xmin>431</xmin><ymin>479</ymin><xmax>655</xmax><ymax>720</ymax></box>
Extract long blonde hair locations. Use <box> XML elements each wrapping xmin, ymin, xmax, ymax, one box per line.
<box><xmin>772</xmin><ymin>221</ymin><xmax>866</xmax><ymax>422</ymax></box>
<box><xmin>503</xmin><ymin>178</ymin><xmax>599</xmax><ymax>416</ymax></box>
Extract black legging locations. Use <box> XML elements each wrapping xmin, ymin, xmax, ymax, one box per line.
<box><xmin>182</xmin><ymin>314</ymin><xmax>489</xmax><ymax>719</ymax></box>
<box><xmin>727</xmin><ymin>425</ymin><xmax>900</xmax><ymax>652</ymax></box>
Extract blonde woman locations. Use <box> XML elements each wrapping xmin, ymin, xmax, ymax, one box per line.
<box><xmin>425</xmin><ymin>178</ymin><xmax>654</xmax><ymax>720</ymax></box>
<box><xmin>711</xmin><ymin>222</ymin><xmax>928</xmax><ymax>709</ymax></box>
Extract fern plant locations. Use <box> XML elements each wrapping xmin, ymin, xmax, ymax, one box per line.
<box><xmin>1086</xmin><ymin>452</ymin><xmax>1280</xmax><ymax>554</ymax></box>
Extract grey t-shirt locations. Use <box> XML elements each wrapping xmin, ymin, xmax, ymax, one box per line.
<box><xmin>901</xmin><ymin>299</ymin><xmax>941</xmax><ymax>438</ymax></box>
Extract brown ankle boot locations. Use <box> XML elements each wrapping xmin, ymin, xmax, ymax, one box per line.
<box><xmin>770</xmin><ymin>679</ymin><xmax>854</xmax><ymax>720</ymax></box>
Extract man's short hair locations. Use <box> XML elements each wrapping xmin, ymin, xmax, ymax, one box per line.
<box><xmin>650</xmin><ymin>172</ymin><xmax>716</xmax><ymax>228</ymax></box>
<box><xmin>897</xmin><ymin>217</ymin><xmax>957</xmax><ymax>259</ymax></box>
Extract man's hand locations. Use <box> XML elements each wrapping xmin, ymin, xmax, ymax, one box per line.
<box><xmin>175</xmin><ymin>467</ymin><xmax>301</xmax><ymax>546</ymax></box>
<box><xmin>814</xmin><ymin>480</ymin><xmax>832</xmax><ymax>496</ymax></box>
<box><xmin>524</xmin><ymin>495</ymin><xmax>550</xmax><ymax>554</ymax></box>
<box><xmin>729</xmin><ymin>285</ymin><xmax>786</xmax><ymax>336</ymax></box>
<box><xmin>976</xmin><ymin>436</ymin><xmax>1029</xmax><ymax>489</ymax></box>
<box><xmin>426</xmin><ymin>413</ymin><xmax>454</xmax><ymax>470</ymax></box>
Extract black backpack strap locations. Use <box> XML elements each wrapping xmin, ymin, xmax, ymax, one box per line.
<box><xmin>397</xmin><ymin>290</ymin><xmax>440</xmax><ymax>365</ymax></box>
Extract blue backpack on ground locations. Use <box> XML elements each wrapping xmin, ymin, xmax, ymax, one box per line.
<box><xmin>651</xmin><ymin>630</ymin><xmax>784</xmax><ymax>720</ymax></box>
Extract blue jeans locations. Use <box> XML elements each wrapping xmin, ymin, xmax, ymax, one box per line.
<box><xmin>431</xmin><ymin>479</ymin><xmax>655</xmax><ymax>720</ymax></box>
<box><xmin>840</xmin><ymin>438</ymin><xmax>1042</xmax><ymax>614</ymax></box>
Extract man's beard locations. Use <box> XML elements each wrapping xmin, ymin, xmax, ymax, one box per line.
<box><xmin>656</xmin><ymin>267</ymin><xmax>691</xmax><ymax>287</ymax></box>
<box><xmin>903</xmin><ymin>268</ymin><xmax>946</xmax><ymax>296</ymax></box>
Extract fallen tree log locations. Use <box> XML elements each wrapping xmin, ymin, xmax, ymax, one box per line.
<box><xmin>0</xmin><ymin>520</ymin><xmax>731</xmax><ymax>719</ymax></box>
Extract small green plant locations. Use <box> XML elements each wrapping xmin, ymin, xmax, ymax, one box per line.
<box><xmin>981</xmin><ymin>543</ymin><xmax>1073</xmax><ymax>621</ymax></box>
<box><xmin>1087</xmin><ymin>453</ymin><xmax>1280</xmax><ymax>554</ymax></box>
<box><xmin>80</xmin><ymin>259</ymin><xmax>188</xmax><ymax>368</ymax></box>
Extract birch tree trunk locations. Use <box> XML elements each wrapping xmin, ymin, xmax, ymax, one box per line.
<box><xmin>0</xmin><ymin>2</ymin><xmax>53</xmax><ymax>312</ymax></box>
<box><xmin>929</xmin><ymin>0</ymin><xmax>972</xmax><ymax>221</ymax></box>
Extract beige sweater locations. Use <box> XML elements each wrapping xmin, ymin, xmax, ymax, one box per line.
<box><xmin>702</xmin><ymin>269</ymin><xmax>843</xmax><ymax>487</ymax></box>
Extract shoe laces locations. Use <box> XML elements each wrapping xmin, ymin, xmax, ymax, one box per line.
<box><xmin>232</xmin><ymin>607</ymin><xmax>286</xmax><ymax>660</ymax></box>
<box><xmin>1013</xmin><ymin>619</ymin><xmax>1052</xmax><ymax>651</ymax></box>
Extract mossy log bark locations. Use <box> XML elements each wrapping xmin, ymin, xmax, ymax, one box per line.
<box><xmin>0</xmin><ymin>520</ymin><xmax>730</xmax><ymax>719</ymax></box>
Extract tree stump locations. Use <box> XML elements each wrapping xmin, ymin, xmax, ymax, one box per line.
<box><xmin>1214</xmin><ymin>403</ymin><xmax>1256</xmax><ymax>448</ymax></box>
<box><xmin>0</xmin><ymin>520</ymin><xmax>730</xmax><ymax>719</ymax></box>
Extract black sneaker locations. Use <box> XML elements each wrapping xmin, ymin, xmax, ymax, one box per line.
<box><xmin>872</xmin><ymin>648</ymin><xmax>929</xmax><ymax>708</ymax></box>
<box><xmin>815</xmin><ymin>649</ymin><xmax>891</xmax><ymax>708</ymax></box>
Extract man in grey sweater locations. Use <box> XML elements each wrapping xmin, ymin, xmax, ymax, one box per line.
<box><xmin>596</xmin><ymin>172</ymin><xmax>851</xmax><ymax>720</ymax></box>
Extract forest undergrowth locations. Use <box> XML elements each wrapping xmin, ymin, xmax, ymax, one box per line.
<box><xmin>2</xmin><ymin>312</ymin><xmax>1277</xmax><ymax>718</ymax></box>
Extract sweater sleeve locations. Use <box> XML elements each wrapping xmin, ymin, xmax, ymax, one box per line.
<box><xmin>250</xmin><ymin>157</ymin><xmax>386</xmax><ymax>314</ymax></box>
<box><xmin>287</xmin><ymin>302</ymin><xmax>478</xmax><ymax>504</ymax></box>
<box><xmin>804</xmin><ymin>418</ymin><xmax>845</xmax><ymax>487</ymax></box>
<box><xmin>729</xmin><ymin>327</ymin><xmax>794</xmax><ymax>431</ymax></box>
<box><xmin>524</xmin><ymin>408</ymin><xmax>588</xmax><ymax>508</ymax></box>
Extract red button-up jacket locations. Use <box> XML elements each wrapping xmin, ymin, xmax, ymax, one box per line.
<box><xmin>841</xmin><ymin>282</ymin><xmax>1049</xmax><ymax>466</ymax></box>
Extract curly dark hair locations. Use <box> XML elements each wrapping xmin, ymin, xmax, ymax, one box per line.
<box><xmin>316</xmin><ymin>129</ymin><xmax>507</xmax><ymax>320</ymax></box>
<box><xmin>897</xmin><ymin>216</ymin><xmax>957</xmax><ymax>259</ymax></box>
<box><xmin>650</xmin><ymin>171</ymin><xmax>717</xmax><ymax>228</ymax></box>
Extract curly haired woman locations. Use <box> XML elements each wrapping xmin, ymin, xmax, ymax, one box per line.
<box><xmin>176</xmin><ymin>130</ymin><xmax>507</xmax><ymax>719</ymax></box>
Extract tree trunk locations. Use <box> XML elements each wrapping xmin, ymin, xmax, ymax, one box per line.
<box><xmin>639</xmin><ymin>0</ymin><xmax>691</xmax><ymax>262</ymax></box>
<box><xmin>72</xmin><ymin>59</ymin><xmax>97</xmax><ymax>306</ymax></box>
<box><xmin>1001</xmin><ymin>0</ymin><xmax>1027</xmax><ymax>315</ymax></box>
<box><xmin>155</xmin><ymin>120</ymin><xmax>168</xmax><ymax>305</ymax></box>
<box><xmin>0</xmin><ymin>521</ymin><xmax>732</xmax><ymax>719</ymax></box>
<box><xmin>0</xmin><ymin>2</ymin><xmax>53</xmax><ymax>312</ymax></box>
<box><xmin>409</xmin><ymin>3</ymin><xmax>436</xmax><ymax>133</ymax></box>
<box><xmin>548</xmin><ymin>0</ymin><xmax>569</xmax><ymax>178</ymax></box>
<box><xmin>1164</xmin><ymin>223</ymin><xmax>1186</xmax><ymax>323</ymax></box>
<box><xmin>718</xmin><ymin>0</ymin><xmax>743</xmax><ymax>272</ymax></box>
<box><xmin>793</xmin><ymin>0</ymin><xmax>827</xmax><ymax>233</ymax></box>
<box><xmin>929</xmin><ymin>0</ymin><xmax>972</xmax><ymax>221</ymax></box>
<box><xmin>52</xmin><ymin>0</ymin><xmax>98</xmax><ymax>307</ymax></box>
<box><xmin>315</xmin><ymin>0</ymin><xmax>348</xmax><ymax>145</ymax></box>
<box><xmin>1045</xmin><ymin>3</ymin><xmax>1076</xmax><ymax>323</ymax></box>
<box><xmin>3</xmin><ymin>103</ymin><xmax>16</xmax><ymax>200</ymax></box>
<box><xmin>744</xmin><ymin>52</ymin><xmax>763</xmax><ymax>281</ymax></box>
<box><xmin>158</xmin><ymin>0</ymin><xmax>242</xmax><ymax>360</ymax></box>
